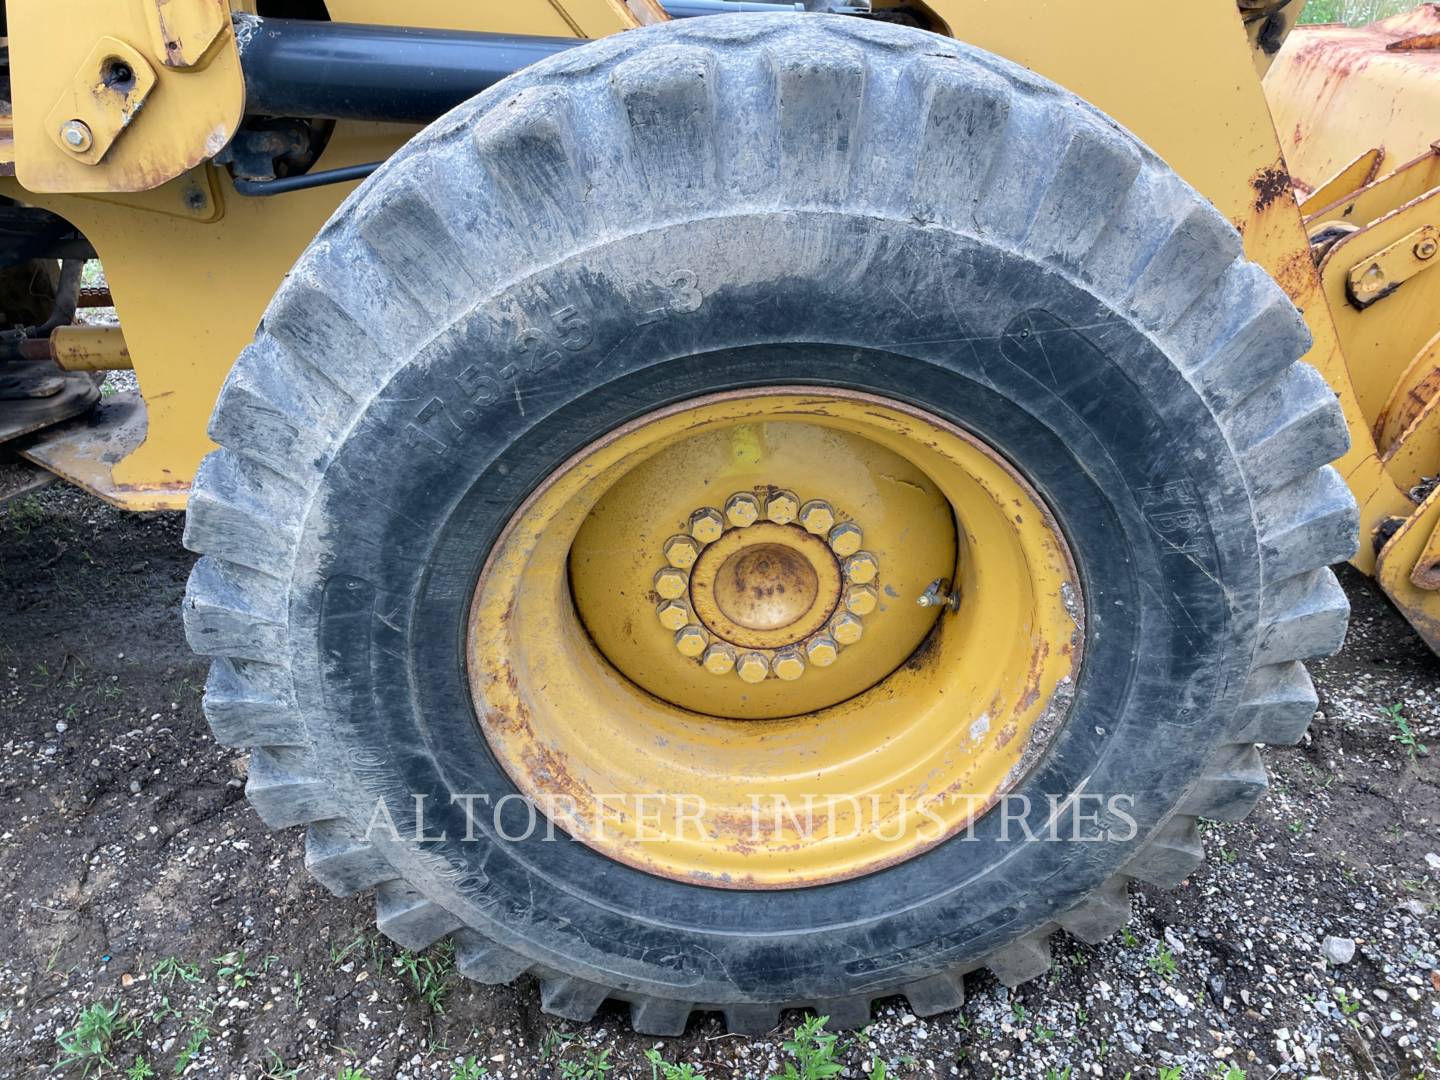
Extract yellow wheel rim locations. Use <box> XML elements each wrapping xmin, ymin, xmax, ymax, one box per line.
<box><xmin>468</xmin><ymin>389</ymin><xmax>1083</xmax><ymax>887</ymax></box>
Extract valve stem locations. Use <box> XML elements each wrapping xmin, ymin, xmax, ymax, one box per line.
<box><xmin>917</xmin><ymin>578</ymin><xmax>959</xmax><ymax>612</ymax></box>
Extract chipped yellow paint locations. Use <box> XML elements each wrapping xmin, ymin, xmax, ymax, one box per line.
<box><xmin>470</xmin><ymin>390</ymin><xmax>1082</xmax><ymax>886</ymax></box>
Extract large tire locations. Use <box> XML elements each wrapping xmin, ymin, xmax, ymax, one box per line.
<box><xmin>183</xmin><ymin>14</ymin><xmax>1356</xmax><ymax>1034</ymax></box>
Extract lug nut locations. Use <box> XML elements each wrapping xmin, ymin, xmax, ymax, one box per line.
<box><xmin>805</xmin><ymin>634</ymin><xmax>838</xmax><ymax>667</ymax></box>
<box><xmin>736</xmin><ymin>651</ymin><xmax>770</xmax><ymax>683</ymax></box>
<box><xmin>724</xmin><ymin>492</ymin><xmax>761</xmax><ymax>528</ymax></box>
<box><xmin>60</xmin><ymin>120</ymin><xmax>93</xmax><ymax>152</ymax></box>
<box><xmin>831</xmin><ymin>611</ymin><xmax>864</xmax><ymax>646</ymax></box>
<box><xmin>773</xmin><ymin>648</ymin><xmax>806</xmax><ymax>681</ymax></box>
<box><xmin>764</xmin><ymin>490</ymin><xmax>799</xmax><ymax>525</ymax></box>
<box><xmin>798</xmin><ymin>499</ymin><xmax>835</xmax><ymax>535</ymax></box>
<box><xmin>663</xmin><ymin>534</ymin><xmax>701</xmax><ymax>569</ymax></box>
<box><xmin>657</xmin><ymin>599</ymin><xmax>690</xmax><ymax>630</ymax></box>
<box><xmin>844</xmin><ymin>583</ymin><xmax>878</xmax><ymax>616</ymax></box>
<box><xmin>828</xmin><ymin>522</ymin><xmax>863</xmax><ymax>557</ymax></box>
<box><xmin>843</xmin><ymin>550</ymin><xmax>879</xmax><ymax>584</ymax></box>
<box><xmin>674</xmin><ymin>624</ymin><xmax>709</xmax><ymax>657</ymax></box>
<box><xmin>702</xmin><ymin>642</ymin><xmax>737</xmax><ymax>674</ymax></box>
<box><xmin>689</xmin><ymin>506</ymin><xmax>725</xmax><ymax>544</ymax></box>
<box><xmin>654</xmin><ymin>567</ymin><xmax>688</xmax><ymax>600</ymax></box>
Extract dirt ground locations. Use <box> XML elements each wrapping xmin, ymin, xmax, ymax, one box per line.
<box><xmin>0</xmin><ymin>483</ymin><xmax>1436</xmax><ymax>1080</ymax></box>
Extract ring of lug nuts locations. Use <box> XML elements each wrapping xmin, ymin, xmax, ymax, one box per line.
<box><xmin>653</xmin><ymin>490</ymin><xmax>879</xmax><ymax>683</ymax></box>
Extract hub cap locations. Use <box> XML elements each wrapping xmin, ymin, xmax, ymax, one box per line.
<box><xmin>468</xmin><ymin>389</ymin><xmax>1083</xmax><ymax>887</ymax></box>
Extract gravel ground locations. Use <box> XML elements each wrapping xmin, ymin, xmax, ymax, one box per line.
<box><xmin>0</xmin><ymin>484</ymin><xmax>1436</xmax><ymax>1079</ymax></box>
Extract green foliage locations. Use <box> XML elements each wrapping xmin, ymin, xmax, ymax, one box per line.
<box><xmin>645</xmin><ymin>1048</ymin><xmax>706</xmax><ymax>1079</ymax></box>
<box><xmin>394</xmin><ymin>941</ymin><xmax>456</xmax><ymax>1012</ymax></box>
<box><xmin>210</xmin><ymin>950</ymin><xmax>257</xmax><ymax>989</ymax></box>
<box><xmin>767</xmin><ymin>1015</ymin><xmax>844</xmax><ymax>1080</ymax></box>
<box><xmin>55</xmin><ymin>1001</ymin><xmax>123</xmax><ymax>1075</ymax></box>
<box><xmin>1147</xmin><ymin>945</ymin><xmax>1179</xmax><ymax>979</ymax></box>
<box><xmin>450</xmin><ymin>1057</ymin><xmax>489</xmax><ymax>1080</ymax></box>
<box><xmin>150</xmin><ymin>957</ymin><xmax>201</xmax><ymax>986</ymax></box>
<box><xmin>125</xmin><ymin>1059</ymin><xmax>156</xmax><ymax>1080</ymax></box>
<box><xmin>559</xmin><ymin>1047</ymin><xmax>613</xmax><ymax>1079</ymax></box>
<box><xmin>1383</xmin><ymin>703</ymin><xmax>1428</xmax><ymax>761</ymax></box>
<box><xmin>1299</xmin><ymin>0</ymin><xmax>1423</xmax><ymax>25</ymax></box>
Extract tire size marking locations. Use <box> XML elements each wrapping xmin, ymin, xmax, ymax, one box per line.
<box><xmin>1139</xmin><ymin>481</ymin><xmax>1215</xmax><ymax>565</ymax></box>
<box><xmin>632</xmin><ymin>269</ymin><xmax>703</xmax><ymax>325</ymax></box>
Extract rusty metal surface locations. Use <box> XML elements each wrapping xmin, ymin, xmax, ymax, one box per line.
<box><xmin>1377</xmin><ymin>482</ymin><xmax>1440</xmax><ymax>647</ymax></box>
<box><xmin>1267</xmin><ymin>6</ymin><xmax>1440</xmax><ymax>194</ymax></box>
<box><xmin>18</xmin><ymin>390</ymin><xmax>184</xmax><ymax>510</ymax></box>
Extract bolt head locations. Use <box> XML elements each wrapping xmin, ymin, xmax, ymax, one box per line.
<box><xmin>844</xmin><ymin>583</ymin><xmax>878</xmax><ymax>616</ymax></box>
<box><xmin>60</xmin><ymin>120</ymin><xmax>93</xmax><ymax>151</ymax></box>
<box><xmin>736</xmin><ymin>651</ymin><xmax>770</xmax><ymax>683</ymax></box>
<box><xmin>1357</xmin><ymin>264</ymin><xmax>1386</xmax><ymax>294</ymax></box>
<box><xmin>831</xmin><ymin>611</ymin><xmax>864</xmax><ymax>646</ymax></box>
<box><xmin>798</xmin><ymin>500</ymin><xmax>835</xmax><ymax>535</ymax></box>
<box><xmin>674</xmin><ymin>624</ymin><xmax>709</xmax><ymax>657</ymax></box>
<box><xmin>664</xmin><ymin>534</ymin><xmax>701</xmax><ymax>569</ymax></box>
<box><xmin>724</xmin><ymin>492</ymin><xmax>761</xmax><ymax>528</ymax></box>
<box><xmin>657</xmin><ymin>599</ymin><xmax>690</xmax><ymax>630</ymax></box>
<box><xmin>1416</xmin><ymin>238</ymin><xmax>1438</xmax><ymax>260</ymax></box>
<box><xmin>764</xmin><ymin>490</ymin><xmax>799</xmax><ymax>525</ymax></box>
<box><xmin>828</xmin><ymin>522</ymin><xmax>863</xmax><ymax>557</ymax></box>
<box><xmin>773</xmin><ymin>648</ymin><xmax>806</xmax><ymax>681</ymax></box>
<box><xmin>702</xmin><ymin>642</ymin><xmax>737</xmax><ymax>674</ymax></box>
<box><xmin>689</xmin><ymin>507</ymin><xmax>725</xmax><ymax>544</ymax></box>
<box><xmin>843</xmin><ymin>550</ymin><xmax>879</xmax><ymax>584</ymax></box>
<box><xmin>804</xmin><ymin>634</ymin><xmax>838</xmax><ymax>667</ymax></box>
<box><xmin>654</xmin><ymin>567</ymin><xmax>688</xmax><ymax>600</ymax></box>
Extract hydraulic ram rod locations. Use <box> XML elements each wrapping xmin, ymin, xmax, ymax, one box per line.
<box><xmin>238</xmin><ymin>2</ymin><xmax>807</xmax><ymax>126</ymax></box>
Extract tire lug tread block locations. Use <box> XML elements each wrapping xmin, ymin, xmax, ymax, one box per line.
<box><xmin>629</xmin><ymin>997</ymin><xmax>694</xmax><ymax>1037</ymax></box>
<box><xmin>202</xmin><ymin>657</ymin><xmax>304</xmax><ymax>748</ymax></box>
<box><xmin>305</xmin><ymin>819</ymin><xmax>395</xmax><ymax>898</ymax></box>
<box><xmin>1126</xmin><ymin>816</ymin><xmax>1204</xmax><ymax>888</ymax></box>
<box><xmin>985</xmin><ymin>929</ymin><xmax>1053</xmax><ymax>987</ymax></box>
<box><xmin>1057</xmin><ymin>878</ymin><xmax>1131</xmax><ymax>945</ymax></box>
<box><xmin>1257</xmin><ymin>568</ymin><xmax>1350</xmax><ymax>665</ymax></box>
<box><xmin>1179</xmin><ymin>743</ymin><xmax>1268</xmax><ymax>822</ymax></box>
<box><xmin>1231</xmin><ymin>661</ymin><xmax>1319</xmax><ymax>745</ymax></box>
<box><xmin>375</xmin><ymin>881</ymin><xmax>463</xmax><ymax>952</ymax></box>
<box><xmin>901</xmin><ymin>971</ymin><xmax>966</xmax><ymax>1017</ymax></box>
<box><xmin>454</xmin><ymin>929</ymin><xmax>533</xmax><ymax>985</ymax></box>
<box><xmin>811</xmin><ymin>996</ymin><xmax>873</xmax><ymax>1030</ymax></box>
<box><xmin>538</xmin><ymin>974</ymin><xmax>610</xmax><ymax>1022</ymax></box>
<box><xmin>721</xmin><ymin>1004</ymin><xmax>780</xmax><ymax>1037</ymax></box>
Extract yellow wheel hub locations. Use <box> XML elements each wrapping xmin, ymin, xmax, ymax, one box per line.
<box><xmin>468</xmin><ymin>389</ymin><xmax>1083</xmax><ymax>887</ymax></box>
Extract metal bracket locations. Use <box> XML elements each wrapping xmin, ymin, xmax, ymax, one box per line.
<box><xmin>1347</xmin><ymin>223</ymin><xmax>1440</xmax><ymax>309</ymax></box>
<box><xmin>44</xmin><ymin>39</ymin><xmax>157</xmax><ymax>167</ymax></box>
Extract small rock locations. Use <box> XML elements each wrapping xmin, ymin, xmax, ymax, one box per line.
<box><xmin>1322</xmin><ymin>936</ymin><xmax>1356</xmax><ymax>965</ymax></box>
<box><xmin>1164</xmin><ymin>927</ymin><xmax>1186</xmax><ymax>956</ymax></box>
<box><xmin>129</xmin><ymin>780</ymin><xmax>141</xmax><ymax>794</ymax></box>
<box><xmin>1206</xmin><ymin>974</ymin><xmax>1227</xmax><ymax>1006</ymax></box>
<box><xmin>1399</xmin><ymin>899</ymin><xmax>1428</xmax><ymax>918</ymax></box>
<box><xmin>1426</xmin><ymin>852</ymin><xmax>1440</xmax><ymax>872</ymax></box>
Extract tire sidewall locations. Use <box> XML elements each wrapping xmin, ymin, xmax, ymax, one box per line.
<box><xmin>285</xmin><ymin>211</ymin><xmax>1260</xmax><ymax>1002</ymax></box>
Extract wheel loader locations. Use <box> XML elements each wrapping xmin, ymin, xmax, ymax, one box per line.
<box><xmin>0</xmin><ymin>0</ymin><xmax>1430</xmax><ymax>1036</ymax></box>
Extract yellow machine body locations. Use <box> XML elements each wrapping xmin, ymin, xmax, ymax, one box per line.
<box><xmin>5</xmin><ymin>0</ymin><xmax>1440</xmax><ymax>646</ymax></box>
